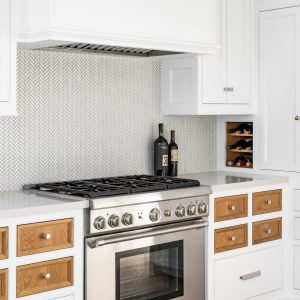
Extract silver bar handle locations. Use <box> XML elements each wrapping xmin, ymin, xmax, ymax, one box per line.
<box><xmin>88</xmin><ymin>220</ymin><xmax>208</xmax><ymax>249</ymax></box>
<box><xmin>240</xmin><ymin>271</ymin><xmax>262</xmax><ymax>281</ymax></box>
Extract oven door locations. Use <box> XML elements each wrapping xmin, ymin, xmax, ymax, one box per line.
<box><xmin>85</xmin><ymin>220</ymin><xmax>207</xmax><ymax>300</ymax></box>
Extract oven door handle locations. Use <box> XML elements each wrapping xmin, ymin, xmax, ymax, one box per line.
<box><xmin>87</xmin><ymin>220</ymin><xmax>208</xmax><ymax>249</ymax></box>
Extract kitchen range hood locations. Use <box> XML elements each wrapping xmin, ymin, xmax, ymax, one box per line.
<box><xmin>37</xmin><ymin>43</ymin><xmax>181</xmax><ymax>57</ymax></box>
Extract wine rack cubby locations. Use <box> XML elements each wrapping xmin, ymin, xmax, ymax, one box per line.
<box><xmin>226</xmin><ymin>122</ymin><xmax>253</xmax><ymax>169</ymax></box>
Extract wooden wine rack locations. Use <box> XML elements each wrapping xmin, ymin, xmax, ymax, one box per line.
<box><xmin>226</xmin><ymin>122</ymin><xmax>253</xmax><ymax>169</ymax></box>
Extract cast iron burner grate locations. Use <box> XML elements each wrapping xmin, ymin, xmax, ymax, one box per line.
<box><xmin>27</xmin><ymin>175</ymin><xmax>200</xmax><ymax>198</ymax></box>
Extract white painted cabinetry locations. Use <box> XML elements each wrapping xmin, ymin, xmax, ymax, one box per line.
<box><xmin>259</xmin><ymin>6</ymin><xmax>300</xmax><ymax>172</ymax></box>
<box><xmin>161</xmin><ymin>0</ymin><xmax>253</xmax><ymax>115</ymax></box>
<box><xmin>0</xmin><ymin>0</ymin><xmax>17</xmax><ymax>116</ymax></box>
<box><xmin>16</xmin><ymin>0</ymin><xmax>218</xmax><ymax>55</ymax></box>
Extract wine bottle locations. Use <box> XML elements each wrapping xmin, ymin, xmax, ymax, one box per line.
<box><xmin>229</xmin><ymin>123</ymin><xmax>253</xmax><ymax>135</ymax></box>
<box><xmin>154</xmin><ymin>124</ymin><xmax>169</xmax><ymax>176</ymax></box>
<box><xmin>228</xmin><ymin>139</ymin><xmax>252</xmax><ymax>150</ymax></box>
<box><xmin>168</xmin><ymin>130</ymin><xmax>178</xmax><ymax>176</ymax></box>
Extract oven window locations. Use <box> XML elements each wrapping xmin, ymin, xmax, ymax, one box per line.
<box><xmin>116</xmin><ymin>240</ymin><xmax>184</xmax><ymax>300</ymax></box>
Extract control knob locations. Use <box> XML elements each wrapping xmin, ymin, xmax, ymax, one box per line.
<box><xmin>94</xmin><ymin>216</ymin><xmax>106</xmax><ymax>230</ymax></box>
<box><xmin>198</xmin><ymin>202</ymin><xmax>208</xmax><ymax>214</ymax></box>
<box><xmin>175</xmin><ymin>205</ymin><xmax>186</xmax><ymax>218</ymax></box>
<box><xmin>108</xmin><ymin>214</ymin><xmax>120</xmax><ymax>228</ymax></box>
<box><xmin>122</xmin><ymin>213</ymin><xmax>133</xmax><ymax>226</ymax></box>
<box><xmin>187</xmin><ymin>204</ymin><xmax>197</xmax><ymax>216</ymax></box>
<box><xmin>149</xmin><ymin>208</ymin><xmax>161</xmax><ymax>222</ymax></box>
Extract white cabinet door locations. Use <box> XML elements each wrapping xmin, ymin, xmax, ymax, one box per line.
<box><xmin>226</xmin><ymin>0</ymin><xmax>251</xmax><ymax>104</ymax></box>
<box><xmin>51</xmin><ymin>296</ymin><xmax>74</xmax><ymax>300</ymax></box>
<box><xmin>295</xmin><ymin>246</ymin><xmax>300</xmax><ymax>290</ymax></box>
<box><xmin>161</xmin><ymin>57</ymin><xmax>200</xmax><ymax>115</ymax></box>
<box><xmin>0</xmin><ymin>0</ymin><xmax>16</xmax><ymax>115</ymax></box>
<box><xmin>202</xmin><ymin>0</ymin><xmax>227</xmax><ymax>104</ymax></box>
<box><xmin>260</xmin><ymin>7</ymin><xmax>300</xmax><ymax>171</ymax></box>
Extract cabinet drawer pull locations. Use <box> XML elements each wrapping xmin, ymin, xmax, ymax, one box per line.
<box><xmin>240</xmin><ymin>270</ymin><xmax>262</xmax><ymax>280</ymax></box>
<box><xmin>265</xmin><ymin>199</ymin><xmax>272</xmax><ymax>205</ymax></box>
<box><xmin>228</xmin><ymin>235</ymin><xmax>236</xmax><ymax>242</ymax></box>
<box><xmin>42</xmin><ymin>233</ymin><xmax>52</xmax><ymax>240</ymax></box>
<box><xmin>295</xmin><ymin>116</ymin><xmax>300</xmax><ymax>121</ymax></box>
<box><xmin>265</xmin><ymin>228</ymin><xmax>272</xmax><ymax>235</ymax></box>
<box><xmin>228</xmin><ymin>204</ymin><xmax>236</xmax><ymax>211</ymax></box>
<box><xmin>42</xmin><ymin>273</ymin><xmax>51</xmax><ymax>280</ymax></box>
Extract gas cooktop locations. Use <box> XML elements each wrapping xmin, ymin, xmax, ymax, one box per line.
<box><xmin>26</xmin><ymin>175</ymin><xmax>200</xmax><ymax>198</ymax></box>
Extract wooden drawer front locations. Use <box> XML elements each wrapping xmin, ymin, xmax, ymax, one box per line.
<box><xmin>17</xmin><ymin>218</ymin><xmax>73</xmax><ymax>256</ymax></box>
<box><xmin>215</xmin><ymin>246</ymin><xmax>282</xmax><ymax>300</ymax></box>
<box><xmin>0</xmin><ymin>269</ymin><xmax>8</xmax><ymax>300</ymax></box>
<box><xmin>215</xmin><ymin>224</ymin><xmax>248</xmax><ymax>253</ymax></box>
<box><xmin>0</xmin><ymin>228</ymin><xmax>8</xmax><ymax>260</ymax></box>
<box><xmin>17</xmin><ymin>257</ymin><xmax>73</xmax><ymax>298</ymax></box>
<box><xmin>252</xmin><ymin>190</ymin><xmax>282</xmax><ymax>215</ymax></box>
<box><xmin>253</xmin><ymin>218</ymin><xmax>282</xmax><ymax>245</ymax></box>
<box><xmin>215</xmin><ymin>194</ymin><xmax>248</xmax><ymax>222</ymax></box>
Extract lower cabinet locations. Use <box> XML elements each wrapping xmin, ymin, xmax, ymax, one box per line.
<box><xmin>17</xmin><ymin>257</ymin><xmax>73</xmax><ymax>298</ymax></box>
<box><xmin>215</xmin><ymin>246</ymin><xmax>282</xmax><ymax>300</ymax></box>
<box><xmin>295</xmin><ymin>246</ymin><xmax>300</xmax><ymax>290</ymax></box>
<box><xmin>0</xmin><ymin>269</ymin><xmax>8</xmax><ymax>300</ymax></box>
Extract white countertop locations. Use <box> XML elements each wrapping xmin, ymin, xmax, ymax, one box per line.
<box><xmin>0</xmin><ymin>171</ymin><xmax>288</xmax><ymax>218</ymax></box>
<box><xmin>182</xmin><ymin>171</ymin><xmax>289</xmax><ymax>192</ymax></box>
<box><xmin>0</xmin><ymin>190</ymin><xmax>89</xmax><ymax>219</ymax></box>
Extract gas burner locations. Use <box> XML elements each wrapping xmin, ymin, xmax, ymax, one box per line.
<box><xmin>27</xmin><ymin>175</ymin><xmax>200</xmax><ymax>198</ymax></box>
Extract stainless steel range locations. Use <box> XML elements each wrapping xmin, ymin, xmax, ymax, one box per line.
<box><xmin>26</xmin><ymin>175</ymin><xmax>209</xmax><ymax>300</ymax></box>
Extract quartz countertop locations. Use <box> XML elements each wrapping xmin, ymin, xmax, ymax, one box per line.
<box><xmin>0</xmin><ymin>190</ymin><xmax>89</xmax><ymax>219</ymax></box>
<box><xmin>0</xmin><ymin>171</ymin><xmax>288</xmax><ymax>218</ymax></box>
<box><xmin>182</xmin><ymin>171</ymin><xmax>289</xmax><ymax>193</ymax></box>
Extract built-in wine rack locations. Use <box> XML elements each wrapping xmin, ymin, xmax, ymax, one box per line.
<box><xmin>226</xmin><ymin>122</ymin><xmax>253</xmax><ymax>169</ymax></box>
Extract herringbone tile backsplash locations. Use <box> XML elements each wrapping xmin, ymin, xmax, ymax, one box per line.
<box><xmin>0</xmin><ymin>50</ymin><xmax>216</xmax><ymax>191</ymax></box>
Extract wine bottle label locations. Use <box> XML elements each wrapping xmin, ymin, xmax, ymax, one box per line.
<box><xmin>162</xmin><ymin>155</ymin><xmax>168</xmax><ymax>166</ymax></box>
<box><xmin>171</xmin><ymin>150</ymin><xmax>178</xmax><ymax>162</ymax></box>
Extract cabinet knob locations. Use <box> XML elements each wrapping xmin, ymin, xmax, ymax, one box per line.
<box><xmin>265</xmin><ymin>228</ymin><xmax>272</xmax><ymax>235</ymax></box>
<box><xmin>42</xmin><ymin>233</ymin><xmax>52</xmax><ymax>240</ymax></box>
<box><xmin>295</xmin><ymin>116</ymin><xmax>300</xmax><ymax>121</ymax></box>
<box><xmin>229</xmin><ymin>87</ymin><xmax>234</xmax><ymax>92</ymax></box>
<box><xmin>42</xmin><ymin>273</ymin><xmax>51</xmax><ymax>280</ymax></box>
<box><xmin>228</xmin><ymin>204</ymin><xmax>236</xmax><ymax>211</ymax></box>
<box><xmin>265</xmin><ymin>199</ymin><xmax>272</xmax><ymax>206</ymax></box>
<box><xmin>228</xmin><ymin>235</ymin><xmax>236</xmax><ymax>242</ymax></box>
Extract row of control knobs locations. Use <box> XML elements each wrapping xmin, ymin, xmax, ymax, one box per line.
<box><xmin>94</xmin><ymin>202</ymin><xmax>208</xmax><ymax>230</ymax></box>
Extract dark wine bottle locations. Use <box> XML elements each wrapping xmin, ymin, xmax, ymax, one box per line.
<box><xmin>229</xmin><ymin>123</ymin><xmax>253</xmax><ymax>135</ymax></box>
<box><xmin>168</xmin><ymin>130</ymin><xmax>178</xmax><ymax>176</ymax></box>
<box><xmin>228</xmin><ymin>139</ymin><xmax>252</xmax><ymax>150</ymax></box>
<box><xmin>154</xmin><ymin>124</ymin><xmax>169</xmax><ymax>176</ymax></box>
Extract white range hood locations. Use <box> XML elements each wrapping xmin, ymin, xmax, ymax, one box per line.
<box><xmin>16</xmin><ymin>0</ymin><xmax>218</xmax><ymax>56</ymax></box>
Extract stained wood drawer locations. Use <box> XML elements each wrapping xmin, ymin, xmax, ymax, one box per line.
<box><xmin>215</xmin><ymin>246</ymin><xmax>282</xmax><ymax>300</ymax></box>
<box><xmin>17</xmin><ymin>218</ymin><xmax>73</xmax><ymax>256</ymax></box>
<box><xmin>252</xmin><ymin>190</ymin><xmax>282</xmax><ymax>215</ymax></box>
<box><xmin>253</xmin><ymin>218</ymin><xmax>282</xmax><ymax>245</ymax></box>
<box><xmin>0</xmin><ymin>228</ymin><xmax>8</xmax><ymax>260</ymax></box>
<box><xmin>17</xmin><ymin>257</ymin><xmax>73</xmax><ymax>298</ymax></box>
<box><xmin>0</xmin><ymin>269</ymin><xmax>8</xmax><ymax>300</ymax></box>
<box><xmin>215</xmin><ymin>224</ymin><xmax>248</xmax><ymax>253</ymax></box>
<box><xmin>215</xmin><ymin>194</ymin><xmax>248</xmax><ymax>222</ymax></box>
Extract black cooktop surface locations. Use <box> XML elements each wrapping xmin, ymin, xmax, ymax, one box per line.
<box><xmin>27</xmin><ymin>175</ymin><xmax>200</xmax><ymax>198</ymax></box>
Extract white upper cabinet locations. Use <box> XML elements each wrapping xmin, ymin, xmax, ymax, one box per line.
<box><xmin>259</xmin><ymin>6</ymin><xmax>300</xmax><ymax>171</ymax></box>
<box><xmin>0</xmin><ymin>0</ymin><xmax>17</xmax><ymax>116</ymax></box>
<box><xmin>16</xmin><ymin>0</ymin><xmax>218</xmax><ymax>55</ymax></box>
<box><xmin>161</xmin><ymin>0</ymin><xmax>254</xmax><ymax>115</ymax></box>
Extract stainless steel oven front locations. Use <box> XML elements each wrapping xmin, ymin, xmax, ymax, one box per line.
<box><xmin>85</xmin><ymin>219</ymin><xmax>207</xmax><ymax>300</ymax></box>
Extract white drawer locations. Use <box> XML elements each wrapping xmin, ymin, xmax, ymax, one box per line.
<box><xmin>295</xmin><ymin>190</ymin><xmax>300</xmax><ymax>212</ymax></box>
<box><xmin>295</xmin><ymin>246</ymin><xmax>300</xmax><ymax>290</ymax></box>
<box><xmin>215</xmin><ymin>246</ymin><xmax>282</xmax><ymax>300</ymax></box>
<box><xmin>295</xmin><ymin>218</ymin><xmax>300</xmax><ymax>239</ymax></box>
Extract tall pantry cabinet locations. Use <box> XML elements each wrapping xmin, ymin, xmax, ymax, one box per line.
<box><xmin>259</xmin><ymin>6</ymin><xmax>300</xmax><ymax>172</ymax></box>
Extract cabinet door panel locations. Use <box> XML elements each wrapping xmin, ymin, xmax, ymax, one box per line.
<box><xmin>226</xmin><ymin>0</ymin><xmax>251</xmax><ymax>104</ymax></box>
<box><xmin>260</xmin><ymin>7</ymin><xmax>300</xmax><ymax>171</ymax></box>
<box><xmin>202</xmin><ymin>0</ymin><xmax>227</xmax><ymax>104</ymax></box>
